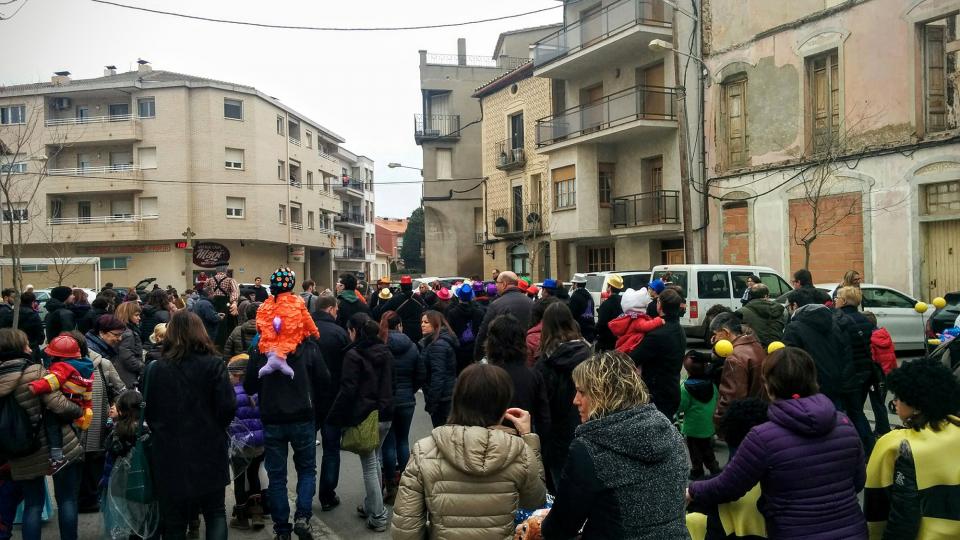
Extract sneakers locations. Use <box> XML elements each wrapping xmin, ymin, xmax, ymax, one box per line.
<box><xmin>293</xmin><ymin>516</ymin><xmax>314</xmax><ymax>540</ymax></box>
<box><xmin>320</xmin><ymin>494</ymin><xmax>340</xmax><ymax>512</ymax></box>
<box><xmin>274</xmin><ymin>534</ymin><xmax>291</xmax><ymax>540</ymax></box>
<box><xmin>229</xmin><ymin>505</ymin><xmax>250</xmax><ymax>530</ymax></box>
<box><xmin>367</xmin><ymin>521</ymin><xmax>387</xmax><ymax>533</ymax></box>
<box><xmin>356</xmin><ymin>504</ymin><xmax>367</xmax><ymax>519</ymax></box>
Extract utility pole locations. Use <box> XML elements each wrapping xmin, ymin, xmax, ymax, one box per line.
<box><xmin>672</xmin><ymin>10</ymin><xmax>696</xmax><ymax>264</ymax></box>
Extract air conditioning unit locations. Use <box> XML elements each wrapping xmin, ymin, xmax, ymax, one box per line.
<box><xmin>52</xmin><ymin>97</ymin><xmax>71</xmax><ymax>110</ymax></box>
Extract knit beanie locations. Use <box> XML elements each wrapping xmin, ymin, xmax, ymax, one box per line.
<box><xmin>51</xmin><ymin>286</ymin><xmax>72</xmax><ymax>302</ymax></box>
<box><xmin>620</xmin><ymin>288</ymin><xmax>652</xmax><ymax>314</ymax></box>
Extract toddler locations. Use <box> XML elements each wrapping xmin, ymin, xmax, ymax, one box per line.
<box><xmin>678</xmin><ymin>353</ymin><xmax>720</xmax><ymax>479</ymax></box>
<box><xmin>607</xmin><ymin>287</ymin><xmax>664</xmax><ymax>354</ymax></box>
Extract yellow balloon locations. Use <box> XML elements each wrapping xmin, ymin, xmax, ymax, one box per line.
<box><xmin>714</xmin><ymin>339</ymin><xmax>734</xmax><ymax>358</ymax></box>
<box><xmin>767</xmin><ymin>341</ymin><xmax>786</xmax><ymax>355</ymax></box>
<box><xmin>915</xmin><ymin>302</ymin><xmax>929</xmax><ymax>314</ymax></box>
<box><xmin>933</xmin><ymin>297</ymin><xmax>947</xmax><ymax>309</ymax></box>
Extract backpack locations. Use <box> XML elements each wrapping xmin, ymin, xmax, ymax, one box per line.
<box><xmin>300</xmin><ymin>292</ymin><xmax>318</xmax><ymax>314</ymax></box>
<box><xmin>0</xmin><ymin>367</ymin><xmax>42</xmax><ymax>459</ymax></box>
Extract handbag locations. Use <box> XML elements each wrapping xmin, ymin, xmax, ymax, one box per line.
<box><xmin>341</xmin><ymin>410</ymin><xmax>379</xmax><ymax>454</ymax></box>
<box><xmin>125</xmin><ymin>362</ymin><xmax>155</xmax><ymax>504</ymax></box>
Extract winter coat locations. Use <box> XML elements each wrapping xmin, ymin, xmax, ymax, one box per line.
<box><xmin>190</xmin><ymin>295</ymin><xmax>221</xmax><ymax>340</ymax></box>
<box><xmin>326</xmin><ymin>337</ymin><xmax>394</xmax><ymax>428</ymax></box>
<box><xmin>222</xmin><ymin>318</ymin><xmax>257</xmax><ymax>359</ymax></box>
<box><xmin>608</xmin><ymin>313</ymin><xmax>664</xmax><ymax>354</ymax></box>
<box><xmin>445</xmin><ymin>301</ymin><xmax>484</xmax><ymax>372</ymax></box>
<box><xmin>44</xmin><ymin>298</ymin><xmax>77</xmax><ymax>342</ymax></box>
<box><xmin>0</xmin><ymin>351</ymin><xmax>83</xmax><ymax>481</ymax></box>
<box><xmin>500</xmin><ymin>361</ymin><xmax>551</xmax><ymax>437</ymax></box>
<box><xmin>714</xmin><ymin>334</ymin><xmax>766</xmax><ymax>430</ymax></box>
<box><xmin>229</xmin><ymin>382</ymin><xmax>264</xmax><ymax>450</ymax></box>
<box><xmin>244</xmin><ymin>338</ymin><xmax>330</xmax><ymax>426</ymax></box>
<box><xmin>568</xmin><ymin>287</ymin><xmax>597</xmax><ymax>343</ymax></box>
<box><xmin>542</xmin><ymin>404</ymin><xmax>689</xmax><ymax>540</ymax></box>
<box><xmin>143</xmin><ymin>354</ymin><xmax>237</xmax><ymax>500</ymax></box>
<box><xmin>679</xmin><ymin>378</ymin><xmax>718</xmax><ymax>439</ymax></box>
<box><xmin>376</xmin><ymin>290</ymin><xmax>425</xmax><ymax>343</ymax></box>
<box><xmin>387</xmin><ymin>330</ymin><xmax>424</xmax><ymax>408</ymax></box>
<box><xmin>870</xmin><ymin>327</ymin><xmax>897</xmax><ymax>375</ymax></box>
<box><xmin>391</xmin><ymin>425</ymin><xmax>546</xmax><ymax>540</ymax></box>
<box><xmin>336</xmin><ymin>290</ymin><xmax>370</xmax><ymax>328</ymax></box>
<box><xmin>419</xmin><ymin>329</ymin><xmax>458</xmax><ymax>414</ymax></box>
<box><xmin>781</xmin><ymin>304</ymin><xmax>855</xmax><ymax>401</ymax></box>
<box><xmin>525</xmin><ymin>323</ymin><xmax>542</xmax><ymax>367</ymax></box>
<box><xmin>312</xmin><ymin>311</ymin><xmax>350</xmax><ymax>424</ymax></box>
<box><xmin>139</xmin><ymin>305</ymin><xmax>170</xmax><ymax>342</ymax></box>
<box><xmin>835</xmin><ymin>306</ymin><xmax>876</xmax><ymax>392</ymax></box>
<box><xmin>536</xmin><ymin>339</ymin><xmax>592</xmax><ymax>474</ymax></box>
<box><xmin>0</xmin><ymin>306</ymin><xmax>45</xmax><ymax>351</ymax></box>
<box><xmin>595</xmin><ymin>293</ymin><xmax>624</xmax><ymax>352</ymax></box>
<box><xmin>79</xmin><ymin>351</ymin><xmax>125</xmax><ymax>453</ymax></box>
<box><xmin>630</xmin><ymin>317</ymin><xmax>687</xmax><ymax>419</ymax></box>
<box><xmin>115</xmin><ymin>323</ymin><xmax>144</xmax><ymax>389</ymax></box>
<box><xmin>77</xmin><ymin>306</ymin><xmax>107</xmax><ymax>335</ymax></box>
<box><xmin>737</xmin><ymin>298</ymin><xmax>786</xmax><ymax>348</ymax></box>
<box><xmin>474</xmin><ymin>287</ymin><xmax>532</xmax><ymax>361</ymax></box>
<box><xmin>689</xmin><ymin>394</ymin><xmax>867</xmax><ymax>540</ymax></box>
<box><xmin>85</xmin><ymin>331</ymin><xmax>117</xmax><ymax>362</ymax></box>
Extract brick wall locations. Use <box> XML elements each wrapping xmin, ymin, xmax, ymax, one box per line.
<box><xmin>721</xmin><ymin>204</ymin><xmax>750</xmax><ymax>264</ymax></box>
<box><xmin>789</xmin><ymin>193</ymin><xmax>864</xmax><ymax>282</ymax></box>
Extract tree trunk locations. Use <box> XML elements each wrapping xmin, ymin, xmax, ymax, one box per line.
<box><xmin>803</xmin><ymin>241</ymin><xmax>812</xmax><ymax>270</ymax></box>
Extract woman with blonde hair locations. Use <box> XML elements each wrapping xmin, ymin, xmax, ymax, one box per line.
<box><xmin>541</xmin><ymin>351</ymin><xmax>688</xmax><ymax>539</ymax></box>
<box><xmin>113</xmin><ymin>301</ymin><xmax>144</xmax><ymax>389</ymax></box>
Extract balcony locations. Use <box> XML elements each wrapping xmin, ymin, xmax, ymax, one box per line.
<box><xmin>44</xmin><ymin>214</ymin><xmax>148</xmax><ymax>242</ymax></box>
<box><xmin>494</xmin><ymin>139</ymin><xmax>526</xmax><ymax>171</ymax></box>
<box><xmin>475</xmin><ymin>232</ymin><xmax>485</xmax><ymax>245</ymax></box>
<box><xmin>536</xmin><ymin>84</ymin><xmax>677</xmax><ymax>150</ymax></box>
<box><xmin>44</xmin><ymin>114</ymin><xmax>142</xmax><ymax>145</ymax></box>
<box><xmin>414</xmin><ymin>114</ymin><xmax>460</xmax><ymax>144</ymax></box>
<box><xmin>611</xmin><ymin>189</ymin><xmax>680</xmax><ymax>232</ymax></box>
<box><xmin>334</xmin><ymin>247</ymin><xmax>366</xmax><ymax>260</ymax></box>
<box><xmin>318</xmin><ymin>151</ymin><xmax>340</xmax><ymax>176</ymax></box>
<box><xmin>47</xmin><ymin>214</ymin><xmax>152</xmax><ymax>226</ymax></box>
<box><xmin>45</xmin><ymin>165</ymin><xmax>144</xmax><ymax>194</ymax></box>
<box><xmin>333</xmin><ymin>176</ymin><xmax>365</xmax><ymax>197</ymax></box>
<box><xmin>291</xmin><ymin>222</ymin><xmax>303</xmax><ymax>230</ymax></box>
<box><xmin>492</xmin><ymin>204</ymin><xmax>543</xmax><ymax>238</ymax></box>
<box><xmin>288</xmin><ymin>136</ymin><xmax>301</xmax><ymax>147</ymax></box>
<box><xmin>423</xmin><ymin>53</ymin><xmax>529</xmax><ymax>70</ymax></box>
<box><xmin>334</xmin><ymin>212</ymin><xmax>366</xmax><ymax>229</ymax></box>
<box><xmin>533</xmin><ymin>0</ymin><xmax>672</xmax><ymax>79</ymax></box>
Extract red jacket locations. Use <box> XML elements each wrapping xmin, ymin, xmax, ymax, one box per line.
<box><xmin>607</xmin><ymin>313</ymin><xmax>664</xmax><ymax>355</ymax></box>
<box><xmin>28</xmin><ymin>359</ymin><xmax>94</xmax><ymax>429</ymax></box>
<box><xmin>526</xmin><ymin>322</ymin><xmax>542</xmax><ymax>367</ymax></box>
<box><xmin>870</xmin><ymin>327</ymin><xmax>897</xmax><ymax>374</ymax></box>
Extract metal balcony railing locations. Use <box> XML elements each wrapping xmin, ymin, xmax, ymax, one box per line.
<box><xmin>532</xmin><ymin>0</ymin><xmax>673</xmax><ymax>67</ymax></box>
<box><xmin>48</xmin><ymin>164</ymin><xmax>141</xmax><ymax>176</ymax></box>
<box><xmin>335</xmin><ymin>177</ymin><xmax>365</xmax><ymax>192</ymax></box>
<box><xmin>44</xmin><ymin>114</ymin><xmax>135</xmax><ymax>126</ymax></box>
<box><xmin>495</xmin><ymin>139</ymin><xmax>526</xmax><ymax>171</ymax></box>
<box><xmin>335</xmin><ymin>247</ymin><xmax>366</xmax><ymax>259</ymax></box>
<box><xmin>424</xmin><ymin>53</ymin><xmax>529</xmax><ymax>70</ymax></box>
<box><xmin>290</xmin><ymin>177</ymin><xmax>302</xmax><ymax>188</ymax></box>
<box><xmin>492</xmin><ymin>203</ymin><xmax>543</xmax><ymax>236</ymax></box>
<box><xmin>47</xmin><ymin>214</ymin><xmax>148</xmax><ymax>226</ymax></box>
<box><xmin>611</xmin><ymin>190</ymin><xmax>680</xmax><ymax>227</ymax></box>
<box><xmin>536</xmin><ymin>84</ymin><xmax>677</xmax><ymax>146</ymax></box>
<box><xmin>291</xmin><ymin>222</ymin><xmax>303</xmax><ymax>230</ymax></box>
<box><xmin>414</xmin><ymin>114</ymin><xmax>460</xmax><ymax>141</ymax></box>
<box><xmin>335</xmin><ymin>213</ymin><xmax>365</xmax><ymax>226</ymax></box>
<box><xmin>288</xmin><ymin>136</ymin><xmax>301</xmax><ymax>147</ymax></box>
<box><xmin>475</xmin><ymin>232</ymin><xmax>485</xmax><ymax>245</ymax></box>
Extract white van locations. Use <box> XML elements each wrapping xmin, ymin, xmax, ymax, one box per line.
<box><xmin>650</xmin><ymin>264</ymin><xmax>793</xmax><ymax>339</ymax></box>
<box><xmin>575</xmin><ymin>271</ymin><xmax>652</xmax><ymax>318</ymax></box>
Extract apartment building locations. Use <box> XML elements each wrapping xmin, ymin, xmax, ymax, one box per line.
<box><xmin>0</xmin><ymin>62</ymin><xmax>363</xmax><ymax>290</ymax></box>
<box><xmin>416</xmin><ymin>27</ymin><xmax>559</xmax><ymax>277</ymax></box>
<box><xmin>474</xmin><ymin>62</ymin><xmax>553</xmax><ymax>282</ymax></box>
<box><xmin>530</xmin><ymin>0</ymin><xmax>703</xmax><ymax>279</ymax></box>
<box><xmin>701</xmin><ymin>0</ymin><xmax>960</xmax><ymax>298</ymax></box>
<box><xmin>333</xmin><ymin>147</ymin><xmax>380</xmax><ymax>282</ymax></box>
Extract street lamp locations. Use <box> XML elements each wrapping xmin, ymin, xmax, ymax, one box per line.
<box><xmin>387</xmin><ymin>162</ymin><xmax>423</xmax><ymax>174</ymax></box>
<box><xmin>648</xmin><ymin>39</ymin><xmax>704</xmax><ymax>64</ymax></box>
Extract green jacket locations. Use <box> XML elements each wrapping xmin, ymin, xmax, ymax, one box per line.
<box><xmin>678</xmin><ymin>378</ymin><xmax>717</xmax><ymax>438</ymax></box>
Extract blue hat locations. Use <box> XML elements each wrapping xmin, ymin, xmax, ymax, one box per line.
<box><xmin>456</xmin><ymin>283</ymin><xmax>474</xmax><ymax>301</ymax></box>
<box><xmin>542</xmin><ymin>278</ymin><xmax>558</xmax><ymax>290</ymax></box>
<box><xmin>649</xmin><ymin>278</ymin><xmax>666</xmax><ymax>294</ymax></box>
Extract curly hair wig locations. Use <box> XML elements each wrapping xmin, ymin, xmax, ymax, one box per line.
<box><xmin>886</xmin><ymin>358</ymin><xmax>960</xmax><ymax>431</ymax></box>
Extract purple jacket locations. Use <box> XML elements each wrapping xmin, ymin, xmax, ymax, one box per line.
<box><xmin>229</xmin><ymin>382</ymin><xmax>264</xmax><ymax>449</ymax></box>
<box><xmin>689</xmin><ymin>393</ymin><xmax>867</xmax><ymax>540</ymax></box>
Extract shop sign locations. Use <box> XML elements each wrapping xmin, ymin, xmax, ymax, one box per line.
<box><xmin>288</xmin><ymin>245</ymin><xmax>305</xmax><ymax>263</ymax></box>
<box><xmin>193</xmin><ymin>242</ymin><xmax>230</xmax><ymax>268</ymax></box>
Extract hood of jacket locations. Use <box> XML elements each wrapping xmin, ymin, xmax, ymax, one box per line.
<box><xmin>790</xmin><ymin>303</ymin><xmax>834</xmax><ymax>333</ymax></box>
<box><xmin>85</xmin><ymin>331</ymin><xmax>117</xmax><ymax>357</ymax></box>
<box><xmin>576</xmin><ymin>404</ymin><xmax>678</xmax><ymax>462</ymax></box>
<box><xmin>527</xmin><ymin>322</ymin><xmax>542</xmax><ymax>338</ymax></box>
<box><xmin>432</xmin><ymin>425</ymin><xmax>528</xmax><ymax>476</ymax></box>
<box><xmin>684</xmin><ymin>378</ymin><xmax>715</xmax><ymax>403</ymax></box>
<box><xmin>61</xmin><ymin>357</ymin><xmax>95</xmax><ymax>379</ymax></box>
<box><xmin>338</xmin><ymin>290</ymin><xmax>361</xmax><ymax>304</ymax></box>
<box><xmin>545</xmin><ymin>340</ymin><xmax>592</xmax><ymax>372</ymax></box>
<box><xmin>387</xmin><ymin>330</ymin><xmax>415</xmax><ymax>355</ymax></box>
<box><xmin>0</xmin><ymin>350</ymin><xmax>32</xmax><ymax>398</ymax></box>
<box><xmin>743</xmin><ymin>298</ymin><xmax>785</xmax><ymax>320</ymax></box>
<box><xmin>424</xmin><ymin>328</ymin><xmax>458</xmax><ymax>349</ymax></box>
<box><xmin>767</xmin><ymin>393</ymin><xmax>837</xmax><ymax>437</ymax></box>
<box><xmin>45</xmin><ymin>297</ymin><xmax>69</xmax><ymax>313</ymax></box>
<box><xmin>872</xmin><ymin>327</ymin><xmax>893</xmax><ymax>348</ymax></box>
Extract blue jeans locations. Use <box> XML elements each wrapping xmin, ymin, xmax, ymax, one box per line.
<box><xmin>19</xmin><ymin>462</ymin><xmax>82</xmax><ymax>540</ymax></box>
<box><xmin>382</xmin><ymin>403</ymin><xmax>416</xmax><ymax>480</ymax></box>
<box><xmin>318</xmin><ymin>423</ymin><xmax>342</xmax><ymax>503</ymax></box>
<box><xmin>158</xmin><ymin>486</ymin><xmax>227</xmax><ymax>540</ymax></box>
<box><xmin>359</xmin><ymin>422</ymin><xmax>392</xmax><ymax>529</ymax></box>
<box><xmin>0</xmin><ymin>470</ymin><xmax>23</xmax><ymax>540</ymax></box>
<box><xmin>264</xmin><ymin>422</ymin><xmax>316</xmax><ymax>533</ymax></box>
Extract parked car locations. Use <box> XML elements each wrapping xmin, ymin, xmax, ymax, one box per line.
<box><xmin>814</xmin><ymin>283</ymin><xmax>932</xmax><ymax>351</ymax></box>
<box><xmin>927</xmin><ymin>292</ymin><xmax>960</xmax><ymax>338</ymax></box>
<box><xmin>34</xmin><ymin>287</ymin><xmax>97</xmax><ymax>320</ymax></box>
<box><xmin>110</xmin><ymin>277</ymin><xmax>158</xmax><ymax>300</ymax></box>
<box><xmin>651</xmin><ymin>264</ymin><xmax>793</xmax><ymax>339</ymax></box>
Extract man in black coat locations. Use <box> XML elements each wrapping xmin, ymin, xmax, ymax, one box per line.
<box><xmin>0</xmin><ymin>291</ymin><xmax>45</xmax><ymax>352</ymax></box>
<box><xmin>374</xmin><ymin>276</ymin><xmax>424</xmax><ymax>343</ymax></box>
<box><xmin>190</xmin><ymin>288</ymin><xmax>223</xmax><ymax>340</ymax></box>
<box><xmin>335</xmin><ymin>273</ymin><xmax>370</xmax><ymax>328</ymax></box>
<box><xmin>473</xmin><ymin>271</ymin><xmax>532</xmax><ymax>361</ymax></box>
<box><xmin>311</xmin><ymin>295</ymin><xmax>351</xmax><ymax>510</ymax></box>
<box><xmin>792</xmin><ymin>268</ymin><xmax>832</xmax><ymax>305</ymax></box>
<box><xmin>252</xmin><ymin>276</ymin><xmax>270</xmax><ymax>302</ymax></box>
<box><xmin>567</xmin><ymin>275</ymin><xmax>597</xmax><ymax>343</ymax></box>
<box><xmin>44</xmin><ymin>286</ymin><xmax>76</xmax><ymax>343</ymax></box>
<box><xmin>595</xmin><ymin>275</ymin><xmax>625</xmax><ymax>352</ymax></box>
<box><xmin>629</xmin><ymin>288</ymin><xmax>687</xmax><ymax>419</ymax></box>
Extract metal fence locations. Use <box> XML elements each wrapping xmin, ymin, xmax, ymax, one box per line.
<box><xmin>495</xmin><ymin>139</ymin><xmax>526</xmax><ymax>170</ymax></box>
<box><xmin>492</xmin><ymin>203</ymin><xmax>542</xmax><ymax>235</ymax></box>
<box><xmin>414</xmin><ymin>114</ymin><xmax>461</xmax><ymax>140</ymax></box>
<box><xmin>425</xmin><ymin>53</ymin><xmax>530</xmax><ymax>71</ymax></box>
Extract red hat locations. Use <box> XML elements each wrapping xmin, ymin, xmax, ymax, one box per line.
<box><xmin>518</xmin><ymin>279</ymin><xmax>529</xmax><ymax>291</ymax></box>
<box><xmin>400</xmin><ymin>275</ymin><xmax>413</xmax><ymax>285</ymax></box>
<box><xmin>436</xmin><ymin>287</ymin><xmax>452</xmax><ymax>301</ymax></box>
<box><xmin>46</xmin><ymin>335</ymin><xmax>81</xmax><ymax>358</ymax></box>
<box><xmin>527</xmin><ymin>286</ymin><xmax>540</xmax><ymax>297</ymax></box>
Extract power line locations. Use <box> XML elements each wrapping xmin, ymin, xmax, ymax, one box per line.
<box><xmin>89</xmin><ymin>0</ymin><xmax>561</xmax><ymax>31</ymax></box>
<box><xmin>0</xmin><ymin>0</ymin><xmax>29</xmax><ymax>20</ymax></box>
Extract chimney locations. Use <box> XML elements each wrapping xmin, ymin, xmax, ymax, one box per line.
<box><xmin>51</xmin><ymin>71</ymin><xmax>71</xmax><ymax>86</ymax></box>
<box><xmin>137</xmin><ymin>58</ymin><xmax>152</xmax><ymax>74</ymax></box>
<box><xmin>457</xmin><ymin>38</ymin><xmax>467</xmax><ymax>66</ymax></box>
<box><xmin>104</xmin><ymin>65</ymin><xmax>117</xmax><ymax>76</ymax></box>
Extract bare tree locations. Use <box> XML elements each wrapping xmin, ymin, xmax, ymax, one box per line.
<box><xmin>36</xmin><ymin>226</ymin><xmax>83</xmax><ymax>286</ymax></box>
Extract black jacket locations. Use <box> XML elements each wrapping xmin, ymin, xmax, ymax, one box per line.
<box><xmin>419</xmin><ymin>329</ymin><xmax>458</xmax><ymax>413</ymax></box>
<box><xmin>630</xmin><ymin>317</ymin><xmax>687</xmax><ymax>419</ymax></box>
<box><xmin>835</xmin><ymin>305</ymin><xmax>876</xmax><ymax>390</ymax></box>
<box><xmin>244</xmin><ymin>338</ymin><xmax>330</xmax><ymax>425</ymax></box>
<box><xmin>77</xmin><ymin>306</ymin><xmax>107</xmax><ymax>335</ymax></box>
<box><xmin>139</xmin><ymin>305</ymin><xmax>171</xmax><ymax>342</ymax></box>
<box><xmin>782</xmin><ymin>304</ymin><xmax>855</xmax><ymax>400</ymax></box>
<box><xmin>326</xmin><ymin>338</ymin><xmax>394</xmax><ymax>427</ymax></box>
<box><xmin>85</xmin><ymin>331</ymin><xmax>117</xmax><ymax>361</ymax></box>
<box><xmin>474</xmin><ymin>287</ymin><xmax>532</xmax><ymax>361</ymax></box>
<box><xmin>445</xmin><ymin>300</ymin><xmax>485</xmax><ymax>372</ymax></box>
<box><xmin>568</xmin><ymin>287</ymin><xmax>597</xmax><ymax>343</ymax></box>
<box><xmin>595</xmin><ymin>293</ymin><xmax>624</xmax><ymax>352</ymax></box>
<box><xmin>252</xmin><ymin>284</ymin><xmax>269</xmax><ymax>302</ymax></box>
<box><xmin>143</xmin><ymin>354</ymin><xmax>236</xmax><ymax>500</ymax></box>
<box><xmin>501</xmin><ymin>361</ymin><xmax>551</xmax><ymax>438</ymax></box>
<box><xmin>376</xmin><ymin>290</ymin><xmax>425</xmax><ymax>343</ymax></box>
<box><xmin>536</xmin><ymin>339</ymin><xmax>592</xmax><ymax>472</ymax></box>
<box><xmin>116</xmin><ymin>324</ymin><xmax>144</xmax><ymax>390</ymax></box>
<box><xmin>311</xmin><ymin>311</ymin><xmax>350</xmax><ymax>424</ymax></box>
<box><xmin>387</xmin><ymin>330</ymin><xmax>424</xmax><ymax>408</ymax></box>
<box><xmin>335</xmin><ymin>290</ymin><xmax>370</xmax><ymax>328</ymax></box>
<box><xmin>0</xmin><ymin>306</ymin><xmax>44</xmax><ymax>350</ymax></box>
<box><xmin>44</xmin><ymin>298</ymin><xmax>76</xmax><ymax>342</ymax></box>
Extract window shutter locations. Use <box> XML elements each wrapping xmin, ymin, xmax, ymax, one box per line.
<box><xmin>724</xmin><ymin>79</ymin><xmax>747</xmax><ymax>166</ymax></box>
<box><xmin>138</xmin><ymin>147</ymin><xmax>157</xmax><ymax>169</ymax></box>
<box><xmin>925</xmin><ymin>25</ymin><xmax>947</xmax><ymax>132</ymax></box>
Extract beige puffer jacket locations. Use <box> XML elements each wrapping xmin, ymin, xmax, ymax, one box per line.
<box><xmin>0</xmin><ymin>355</ymin><xmax>84</xmax><ymax>481</ymax></box>
<box><xmin>391</xmin><ymin>425</ymin><xmax>546</xmax><ymax>540</ymax></box>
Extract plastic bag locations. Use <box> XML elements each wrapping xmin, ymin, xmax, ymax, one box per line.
<box><xmin>103</xmin><ymin>453</ymin><xmax>160</xmax><ymax>539</ymax></box>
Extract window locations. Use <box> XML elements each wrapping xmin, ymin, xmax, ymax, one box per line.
<box><xmin>224</xmin><ymin>98</ymin><xmax>243</xmax><ymax>120</ymax></box>
<box><xmin>306</xmin><ymin>170</ymin><xmax>314</xmax><ymax>189</ymax></box>
<box><xmin>922</xmin><ymin>180</ymin><xmax>960</xmax><ymax>215</ymax></box>
<box><xmin>586</xmin><ymin>247</ymin><xmax>615</xmax><ymax>272</ymax></box>
<box><xmin>226</xmin><ymin>197</ymin><xmax>245</xmax><ymax>218</ymax></box>
<box><xmin>731</xmin><ymin>271</ymin><xmax>754</xmax><ymax>299</ymax></box>
<box><xmin>861</xmin><ymin>287</ymin><xmax>915</xmax><ymax>309</ymax></box>
<box><xmin>138</xmin><ymin>147</ymin><xmax>157</xmax><ymax>169</ymax></box>
<box><xmin>225</xmin><ymin>148</ymin><xmax>244</xmax><ymax>170</ymax></box>
<box><xmin>807</xmin><ymin>50</ymin><xmax>840</xmax><ymax>153</ymax></box>
<box><xmin>77</xmin><ymin>201</ymin><xmax>91</xmax><ymax>223</ymax></box>
<box><xmin>50</xmin><ymin>199</ymin><xmax>62</xmax><ymax>220</ymax></box>
<box><xmin>22</xmin><ymin>264</ymin><xmax>48</xmax><ymax>273</ymax></box>
<box><xmin>510</xmin><ymin>244</ymin><xmax>530</xmax><ymax>275</ymax></box>
<box><xmin>552</xmin><ymin>165</ymin><xmax>576</xmax><ymax>209</ymax></box>
<box><xmin>759</xmin><ymin>272</ymin><xmax>792</xmax><ymax>297</ymax></box>
<box><xmin>509</xmin><ymin>112</ymin><xmax>524</xmax><ymax>150</ymax></box>
<box><xmin>277</xmin><ymin>115</ymin><xmax>285</xmax><ymax>135</ymax></box>
<box><xmin>721</xmin><ymin>77</ymin><xmax>748</xmax><ymax>167</ymax></box>
<box><xmin>111</xmin><ymin>200</ymin><xmax>133</xmax><ymax>218</ymax></box>
<box><xmin>436</xmin><ymin>148</ymin><xmax>452</xmax><ymax>179</ymax></box>
<box><xmin>278</xmin><ymin>204</ymin><xmax>286</xmax><ymax>224</ymax></box>
<box><xmin>101</xmin><ymin>257</ymin><xmax>128</xmax><ymax>270</ymax></box>
<box><xmin>137</xmin><ymin>98</ymin><xmax>156</xmax><ymax>118</ymax></box>
<box><xmin>307</xmin><ymin>210</ymin><xmax>315</xmax><ymax>229</ymax></box>
<box><xmin>0</xmin><ymin>105</ymin><xmax>25</xmax><ymax>125</ymax></box>
<box><xmin>108</xmin><ymin>103</ymin><xmax>129</xmax><ymax>119</ymax></box>
<box><xmin>139</xmin><ymin>197</ymin><xmax>158</xmax><ymax>218</ymax></box>
<box><xmin>922</xmin><ymin>20</ymin><xmax>950</xmax><ymax>133</ymax></box>
<box><xmin>290</xmin><ymin>203</ymin><xmax>302</xmax><ymax>228</ymax></box>
<box><xmin>598</xmin><ymin>163</ymin><xmax>614</xmax><ymax>205</ymax></box>
<box><xmin>0</xmin><ymin>162</ymin><xmax>26</xmax><ymax>174</ymax></box>
<box><xmin>305</xmin><ymin>131</ymin><xmax>313</xmax><ymax>149</ymax></box>
<box><xmin>278</xmin><ymin>160</ymin><xmax>285</xmax><ymax>180</ymax></box>
<box><xmin>2</xmin><ymin>202</ymin><xmax>28</xmax><ymax>223</ymax></box>
<box><xmin>697</xmin><ymin>270</ymin><xmax>732</xmax><ymax>299</ymax></box>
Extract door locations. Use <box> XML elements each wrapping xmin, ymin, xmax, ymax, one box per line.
<box><xmin>638</xmin><ymin>63</ymin><xmax>666</xmax><ymax>117</ymax></box>
<box><xmin>77</xmin><ymin>153</ymin><xmax>92</xmax><ymax>171</ymax></box>
<box><xmin>922</xmin><ymin>219</ymin><xmax>960</xmax><ymax>299</ymax></box>
<box><xmin>530</xmin><ymin>174</ymin><xmax>542</xmax><ymax>212</ymax></box>
<box><xmin>109</xmin><ymin>152</ymin><xmax>132</xmax><ymax>171</ymax></box>
<box><xmin>723</xmin><ymin>78</ymin><xmax>748</xmax><ymax>166</ymax></box>
<box><xmin>924</xmin><ymin>25</ymin><xmax>947</xmax><ymax>132</ymax></box>
<box><xmin>50</xmin><ymin>199</ymin><xmax>62</xmax><ymax>222</ymax></box>
<box><xmin>510</xmin><ymin>113</ymin><xmax>524</xmax><ymax>154</ymax></box>
<box><xmin>427</xmin><ymin>93</ymin><xmax>450</xmax><ymax>134</ymax></box>
<box><xmin>664</xmin><ymin>250</ymin><xmax>685</xmax><ymax>264</ymax></box>
<box><xmin>76</xmin><ymin>107</ymin><xmax>90</xmax><ymax>122</ymax></box>
<box><xmin>111</xmin><ymin>200</ymin><xmax>133</xmax><ymax>219</ymax></box>
<box><xmin>78</xmin><ymin>201</ymin><xmax>91</xmax><ymax>223</ymax></box>
<box><xmin>512</xmin><ymin>185</ymin><xmax>524</xmax><ymax>232</ymax></box>
<box><xmin>580</xmin><ymin>84</ymin><xmax>604</xmax><ymax>132</ymax></box>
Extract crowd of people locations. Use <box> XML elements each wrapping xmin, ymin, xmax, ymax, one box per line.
<box><xmin>0</xmin><ymin>265</ymin><xmax>957</xmax><ymax>540</ymax></box>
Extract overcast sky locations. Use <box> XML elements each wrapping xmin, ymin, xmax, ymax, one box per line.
<box><xmin>0</xmin><ymin>0</ymin><xmax>560</xmax><ymax>218</ymax></box>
